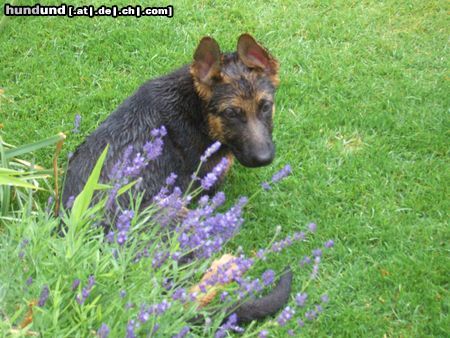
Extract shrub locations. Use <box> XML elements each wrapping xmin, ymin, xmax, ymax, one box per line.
<box><xmin>0</xmin><ymin>128</ymin><xmax>334</xmax><ymax>337</ymax></box>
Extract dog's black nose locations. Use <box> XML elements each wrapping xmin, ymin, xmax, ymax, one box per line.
<box><xmin>253</xmin><ymin>147</ymin><xmax>274</xmax><ymax>166</ymax></box>
<box><xmin>245</xmin><ymin>142</ymin><xmax>275</xmax><ymax>167</ymax></box>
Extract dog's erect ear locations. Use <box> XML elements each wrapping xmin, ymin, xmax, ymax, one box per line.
<box><xmin>237</xmin><ymin>34</ymin><xmax>279</xmax><ymax>76</ymax></box>
<box><xmin>191</xmin><ymin>37</ymin><xmax>221</xmax><ymax>85</ymax></box>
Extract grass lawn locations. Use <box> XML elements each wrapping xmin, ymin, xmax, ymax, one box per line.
<box><xmin>1</xmin><ymin>0</ymin><xmax>448</xmax><ymax>336</ymax></box>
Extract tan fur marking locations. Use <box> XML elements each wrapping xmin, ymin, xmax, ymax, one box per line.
<box><xmin>218</xmin><ymin>90</ymin><xmax>273</xmax><ymax>118</ymax></box>
<box><xmin>224</xmin><ymin>152</ymin><xmax>234</xmax><ymax>175</ymax></box>
<box><xmin>190</xmin><ymin>66</ymin><xmax>213</xmax><ymax>101</ymax></box>
<box><xmin>207</xmin><ymin>115</ymin><xmax>225</xmax><ymax>141</ymax></box>
<box><xmin>255</xmin><ymin>90</ymin><xmax>273</xmax><ymax>104</ymax></box>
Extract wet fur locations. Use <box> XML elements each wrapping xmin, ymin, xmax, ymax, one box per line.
<box><xmin>62</xmin><ymin>34</ymin><xmax>291</xmax><ymax>324</ymax></box>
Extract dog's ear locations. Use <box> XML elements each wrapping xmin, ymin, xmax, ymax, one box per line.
<box><xmin>191</xmin><ymin>37</ymin><xmax>221</xmax><ymax>85</ymax></box>
<box><xmin>237</xmin><ymin>34</ymin><xmax>279</xmax><ymax>76</ymax></box>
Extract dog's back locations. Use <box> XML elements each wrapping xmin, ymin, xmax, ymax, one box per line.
<box><xmin>63</xmin><ymin>66</ymin><xmax>227</xmax><ymax>206</ymax></box>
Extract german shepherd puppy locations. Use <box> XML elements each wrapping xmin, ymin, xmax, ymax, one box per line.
<box><xmin>62</xmin><ymin>34</ymin><xmax>292</xmax><ymax>324</ymax></box>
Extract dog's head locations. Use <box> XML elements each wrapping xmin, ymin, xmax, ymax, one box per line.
<box><xmin>190</xmin><ymin>34</ymin><xmax>279</xmax><ymax>168</ymax></box>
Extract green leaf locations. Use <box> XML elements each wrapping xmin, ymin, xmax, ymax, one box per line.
<box><xmin>4</xmin><ymin>133</ymin><xmax>66</xmax><ymax>159</ymax></box>
<box><xmin>69</xmin><ymin>145</ymin><xmax>109</xmax><ymax>226</ymax></box>
<box><xmin>0</xmin><ymin>135</ymin><xmax>11</xmax><ymax>216</ymax></box>
<box><xmin>0</xmin><ymin>175</ymin><xmax>42</xmax><ymax>190</ymax></box>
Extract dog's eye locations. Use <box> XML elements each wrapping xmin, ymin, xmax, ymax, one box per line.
<box><xmin>260</xmin><ymin>101</ymin><xmax>273</xmax><ymax>116</ymax></box>
<box><xmin>223</xmin><ymin>108</ymin><xmax>241</xmax><ymax>119</ymax></box>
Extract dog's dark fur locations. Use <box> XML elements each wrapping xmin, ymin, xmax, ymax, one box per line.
<box><xmin>62</xmin><ymin>34</ymin><xmax>291</xmax><ymax>324</ymax></box>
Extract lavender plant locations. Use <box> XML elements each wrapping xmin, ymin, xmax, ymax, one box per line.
<box><xmin>0</xmin><ymin>127</ymin><xmax>334</xmax><ymax>337</ymax></box>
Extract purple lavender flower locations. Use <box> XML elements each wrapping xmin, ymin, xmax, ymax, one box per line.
<box><xmin>324</xmin><ymin>239</ymin><xmax>335</xmax><ymax>248</ymax></box>
<box><xmin>308</xmin><ymin>222</ymin><xmax>317</xmax><ymax>233</ymax></box>
<box><xmin>189</xmin><ymin>292</ymin><xmax>198</xmax><ymax>302</ymax></box>
<box><xmin>106</xmin><ymin>182</ymin><xmax>121</xmax><ymax>210</ymax></box>
<box><xmin>313</xmin><ymin>249</ymin><xmax>323</xmax><ymax>257</ymax></box>
<box><xmin>115</xmin><ymin>210</ymin><xmax>134</xmax><ymax>246</ymax></box>
<box><xmin>200</xmin><ymin>157</ymin><xmax>228</xmax><ymax>190</ymax></box>
<box><xmin>72</xmin><ymin>278</ymin><xmax>80</xmax><ymax>291</ymax></box>
<box><xmin>199</xmin><ymin>283</ymin><xmax>207</xmax><ymax>293</ymax></box>
<box><xmin>305</xmin><ymin>309</ymin><xmax>318</xmax><ymax>321</ymax></box>
<box><xmin>152</xmin><ymin>251</ymin><xmax>169</xmax><ymax>269</ymax></box>
<box><xmin>153</xmin><ymin>186</ymin><xmax>184</xmax><ymax>227</ymax></box>
<box><xmin>105</xmin><ymin>231</ymin><xmax>115</xmax><ymax>243</ymax></box>
<box><xmin>155</xmin><ymin>299</ymin><xmax>171</xmax><ymax>315</ymax></box>
<box><xmin>297</xmin><ymin>318</ymin><xmax>305</xmax><ymax>327</ymax></box>
<box><xmin>270</xmin><ymin>233</ymin><xmax>299</xmax><ymax>253</ymax></box>
<box><xmin>172</xmin><ymin>288</ymin><xmax>187</xmax><ymax>303</ymax></box>
<box><xmin>117</xmin><ymin>210</ymin><xmax>134</xmax><ymax>231</ymax></box>
<box><xmin>26</xmin><ymin>276</ymin><xmax>33</xmax><ymax>286</ymax></box>
<box><xmin>126</xmin><ymin>320</ymin><xmax>136</xmax><ymax>338</ymax></box>
<box><xmin>288</xmin><ymin>329</ymin><xmax>296</xmax><ymax>336</ymax></box>
<box><xmin>177</xmin><ymin>196</ymin><xmax>247</xmax><ymax>258</ymax></box>
<box><xmin>162</xmin><ymin>278</ymin><xmax>173</xmax><ymax>290</ymax></box>
<box><xmin>293</xmin><ymin>231</ymin><xmax>306</xmax><ymax>241</ymax></box>
<box><xmin>166</xmin><ymin>173</ymin><xmax>177</xmax><ymax>185</ymax></box>
<box><xmin>76</xmin><ymin>275</ymin><xmax>95</xmax><ymax>305</ymax></box>
<box><xmin>120</xmin><ymin>290</ymin><xmax>127</xmax><ymax>298</ymax></box>
<box><xmin>38</xmin><ymin>285</ymin><xmax>49</xmax><ymax>307</ymax></box>
<box><xmin>123</xmin><ymin>152</ymin><xmax>146</xmax><ymax>177</ymax></box>
<box><xmin>97</xmin><ymin>323</ymin><xmax>110</xmax><ymax>338</ymax></box>
<box><xmin>143</xmin><ymin>138</ymin><xmax>164</xmax><ymax>161</ymax></box>
<box><xmin>117</xmin><ymin>231</ymin><xmax>128</xmax><ymax>245</ymax></box>
<box><xmin>238</xmin><ymin>277</ymin><xmax>263</xmax><ymax>296</ymax></box>
<box><xmin>256</xmin><ymin>248</ymin><xmax>267</xmax><ymax>260</ymax></box>
<box><xmin>172</xmin><ymin>326</ymin><xmax>190</xmax><ymax>338</ymax></box>
<box><xmin>321</xmin><ymin>294</ymin><xmax>329</xmax><ymax>303</ymax></box>
<box><xmin>216</xmin><ymin>313</ymin><xmax>244</xmax><ymax>337</ymax></box>
<box><xmin>258</xmin><ymin>330</ymin><xmax>269</xmax><ymax>338</ymax></box>
<box><xmin>271</xmin><ymin>164</ymin><xmax>292</xmax><ymax>183</ymax></box>
<box><xmin>295</xmin><ymin>292</ymin><xmax>308</xmax><ymax>307</ymax></box>
<box><xmin>300</xmin><ymin>256</ymin><xmax>312</xmax><ymax>267</ymax></box>
<box><xmin>138</xmin><ymin>305</ymin><xmax>150</xmax><ymax>323</ymax></box>
<box><xmin>311</xmin><ymin>256</ymin><xmax>321</xmax><ymax>279</ymax></box>
<box><xmin>261</xmin><ymin>181</ymin><xmax>271</xmax><ymax>191</ymax></box>
<box><xmin>211</xmin><ymin>191</ymin><xmax>226</xmax><ymax>207</ymax></box>
<box><xmin>72</xmin><ymin>114</ymin><xmax>81</xmax><ymax>133</ymax></box>
<box><xmin>277</xmin><ymin>306</ymin><xmax>295</xmax><ymax>326</ymax></box>
<box><xmin>18</xmin><ymin>251</ymin><xmax>25</xmax><ymax>259</ymax></box>
<box><xmin>200</xmin><ymin>141</ymin><xmax>221</xmax><ymax>162</ymax></box>
<box><xmin>220</xmin><ymin>291</ymin><xmax>229</xmax><ymax>302</ymax></box>
<box><xmin>150</xmin><ymin>125</ymin><xmax>167</xmax><ymax>137</ymax></box>
<box><xmin>262</xmin><ymin>269</ymin><xmax>275</xmax><ymax>286</ymax></box>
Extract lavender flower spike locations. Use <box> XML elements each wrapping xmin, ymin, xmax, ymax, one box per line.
<box><xmin>324</xmin><ymin>239</ymin><xmax>335</xmax><ymax>248</ymax></box>
<box><xmin>38</xmin><ymin>285</ymin><xmax>50</xmax><ymax>307</ymax></box>
<box><xmin>271</xmin><ymin>164</ymin><xmax>292</xmax><ymax>183</ymax></box>
<box><xmin>98</xmin><ymin>323</ymin><xmax>110</xmax><ymax>338</ymax></box>
<box><xmin>277</xmin><ymin>306</ymin><xmax>295</xmax><ymax>326</ymax></box>
<box><xmin>295</xmin><ymin>292</ymin><xmax>308</xmax><ymax>307</ymax></box>
<box><xmin>201</xmin><ymin>157</ymin><xmax>229</xmax><ymax>190</ymax></box>
<box><xmin>172</xmin><ymin>326</ymin><xmax>190</xmax><ymax>338</ymax></box>
<box><xmin>258</xmin><ymin>330</ymin><xmax>269</xmax><ymax>338</ymax></box>
<box><xmin>200</xmin><ymin>141</ymin><xmax>221</xmax><ymax>162</ymax></box>
<box><xmin>262</xmin><ymin>269</ymin><xmax>275</xmax><ymax>286</ymax></box>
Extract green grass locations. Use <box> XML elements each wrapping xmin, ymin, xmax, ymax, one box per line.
<box><xmin>1</xmin><ymin>0</ymin><xmax>448</xmax><ymax>336</ymax></box>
